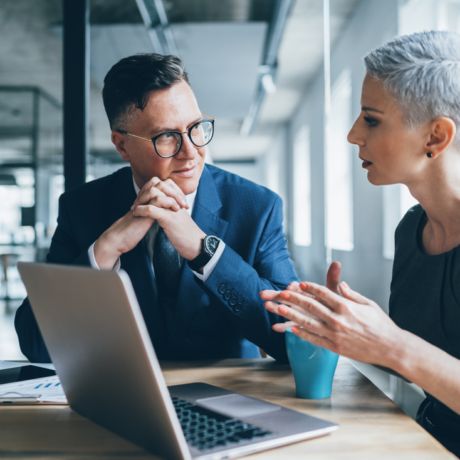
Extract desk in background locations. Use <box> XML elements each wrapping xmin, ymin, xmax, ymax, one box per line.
<box><xmin>0</xmin><ymin>358</ymin><xmax>455</xmax><ymax>459</ymax></box>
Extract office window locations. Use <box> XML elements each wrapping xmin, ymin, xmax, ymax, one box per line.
<box><xmin>325</xmin><ymin>69</ymin><xmax>353</xmax><ymax>251</ymax></box>
<box><xmin>293</xmin><ymin>125</ymin><xmax>311</xmax><ymax>247</ymax></box>
<box><xmin>0</xmin><ymin>173</ymin><xmax>35</xmax><ymax>245</ymax></box>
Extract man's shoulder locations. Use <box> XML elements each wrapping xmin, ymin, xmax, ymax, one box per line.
<box><xmin>205</xmin><ymin>164</ymin><xmax>279</xmax><ymax>205</ymax></box>
<box><xmin>60</xmin><ymin>166</ymin><xmax>131</xmax><ymax>204</ymax></box>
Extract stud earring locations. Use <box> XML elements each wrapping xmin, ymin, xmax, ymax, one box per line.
<box><xmin>427</xmin><ymin>152</ymin><xmax>433</xmax><ymax>158</ymax></box>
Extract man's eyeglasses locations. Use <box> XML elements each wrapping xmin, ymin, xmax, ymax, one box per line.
<box><xmin>118</xmin><ymin>113</ymin><xmax>215</xmax><ymax>159</ymax></box>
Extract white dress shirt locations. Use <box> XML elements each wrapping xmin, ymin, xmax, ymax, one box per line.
<box><xmin>88</xmin><ymin>176</ymin><xmax>225</xmax><ymax>282</ymax></box>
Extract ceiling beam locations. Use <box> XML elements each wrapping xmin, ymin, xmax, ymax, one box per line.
<box><xmin>241</xmin><ymin>0</ymin><xmax>294</xmax><ymax>136</ymax></box>
<box><xmin>135</xmin><ymin>0</ymin><xmax>178</xmax><ymax>55</ymax></box>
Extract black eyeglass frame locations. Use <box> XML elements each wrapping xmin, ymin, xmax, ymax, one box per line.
<box><xmin>117</xmin><ymin>113</ymin><xmax>215</xmax><ymax>159</ymax></box>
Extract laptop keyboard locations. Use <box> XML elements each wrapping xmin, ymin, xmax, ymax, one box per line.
<box><xmin>172</xmin><ymin>396</ymin><xmax>273</xmax><ymax>451</ymax></box>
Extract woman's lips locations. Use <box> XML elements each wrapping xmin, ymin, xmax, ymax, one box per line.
<box><xmin>173</xmin><ymin>166</ymin><xmax>196</xmax><ymax>178</ymax></box>
<box><xmin>361</xmin><ymin>160</ymin><xmax>373</xmax><ymax>169</ymax></box>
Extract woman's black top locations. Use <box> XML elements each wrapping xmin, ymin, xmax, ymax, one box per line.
<box><xmin>389</xmin><ymin>204</ymin><xmax>460</xmax><ymax>457</ymax></box>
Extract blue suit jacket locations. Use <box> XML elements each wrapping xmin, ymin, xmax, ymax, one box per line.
<box><xmin>15</xmin><ymin>165</ymin><xmax>299</xmax><ymax>363</ymax></box>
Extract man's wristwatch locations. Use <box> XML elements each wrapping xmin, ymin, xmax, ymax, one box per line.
<box><xmin>188</xmin><ymin>235</ymin><xmax>221</xmax><ymax>271</ymax></box>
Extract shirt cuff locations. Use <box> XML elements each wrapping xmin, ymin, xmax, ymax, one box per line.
<box><xmin>191</xmin><ymin>241</ymin><xmax>226</xmax><ymax>282</ymax></box>
<box><xmin>88</xmin><ymin>242</ymin><xmax>121</xmax><ymax>272</ymax></box>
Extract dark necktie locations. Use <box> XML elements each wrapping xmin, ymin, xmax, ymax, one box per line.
<box><xmin>153</xmin><ymin>227</ymin><xmax>181</xmax><ymax>332</ymax></box>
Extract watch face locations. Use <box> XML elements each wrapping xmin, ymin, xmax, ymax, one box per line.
<box><xmin>205</xmin><ymin>236</ymin><xmax>220</xmax><ymax>255</ymax></box>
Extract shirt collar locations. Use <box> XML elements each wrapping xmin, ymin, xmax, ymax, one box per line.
<box><xmin>132</xmin><ymin>176</ymin><xmax>197</xmax><ymax>213</ymax></box>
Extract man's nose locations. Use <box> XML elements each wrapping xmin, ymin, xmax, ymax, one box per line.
<box><xmin>177</xmin><ymin>133</ymin><xmax>198</xmax><ymax>159</ymax></box>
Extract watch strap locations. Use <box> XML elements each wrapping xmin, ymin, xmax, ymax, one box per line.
<box><xmin>188</xmin><ymin>236</ymin><xmax>219</xmax><ymax>271</ymax></box>
<box><xmin>188</xmin><ymin>251</ymin><xmax>211</xmax><ymax>271</ymax></box>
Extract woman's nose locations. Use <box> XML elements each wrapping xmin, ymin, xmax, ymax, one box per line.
<box><xmin>347</xmin><ymin>117</ymin><xmax>365</xmax><ymax>146</ymax></box>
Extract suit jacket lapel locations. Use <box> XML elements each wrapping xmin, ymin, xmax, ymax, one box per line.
<box><xmin>168</xmin><ymin>166</ymin><xmax>229</xmax><ymax>354</ymax></box>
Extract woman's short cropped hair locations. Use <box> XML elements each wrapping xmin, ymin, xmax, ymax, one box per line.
<box><xmin>364</xmin><ymin>31</ymin><xmax>460</xmax><ymax>147</ymax></box>
<box><xmin>102</xmin><ymin>53</ymin><xmax>189</xmax><ymax>131</ymax></box>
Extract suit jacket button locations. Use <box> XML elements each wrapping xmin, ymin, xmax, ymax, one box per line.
<box><xmin>218</xmin><ymin>283</ymin><xmax>226</xmax><ymax>294</ymax></box>
<box><xmin>223</xmin><ymin>290</ymin><xmax>232</xmax><ymax>300</ymax></box>
<box><xmin>234</xmin><ymin>305</ymin><xmax>241</xmax><ymax>312</ymax></box>
<box><xmin>229</xmin><ymin>298</ymin><xmax>237</xmax><ymax>306</ymax></box>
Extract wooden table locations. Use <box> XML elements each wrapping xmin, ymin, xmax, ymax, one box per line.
<box><xmin>0</xmin><ymin>358</ymin><xmax>455</xmax><ymax>459</ymax></box>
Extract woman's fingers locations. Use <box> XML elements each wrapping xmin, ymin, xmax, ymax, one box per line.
<box><xmin>264</xmin><ymin>300</ymin><xmax>330</xmax><ymax>338</ymax></box>
<box><xmin>264</xmin><ymin>300</ymin><xmax>287</xmax><ymax>312</ymax></box>
<box><xmin>271</xmin><ymin>321</ymin><xmax>297</xmax><ymax>333</ymax></box>
<box><xmin>298</xmin><ymin>282</ymin><xmax>348</xmax><ymax>313</ymax></box>
<box><xmin>276</xmin><ymin>290</ymin><xmax>336</xmax><ymax>322</ymax></box>
<box><xmin>292</xmin><ymin>326</ymin><xmax>335</xmax><ymax>351</ymax></box>
<box><xmin>264</xmin><ymin>297</ymin><xmax>319</xmax><ymax>317</ymax></box>
<box><xmin>286</xmin><ymin>281</ymin><xmax>300</xmax><ymax>291</ymax></box>
<box><xmin>286</xmin><ymin>282</ymin><xmax>316</xmax><ymax>298</ymax></box>
<box><xmin>263</xmin><ymin>290</ymin><xmax>330</xmax><ymax>321</ymax></box>
<box><xmin>340</xmin><ymin>281</ymin><xmax>373</xmax><ymax>305</ymax></box>
<box><xmin>326</xmin><ymin>261</ymin><xmax>341</xmax><ymax>295</ymax></box>
<box><xmin>260</xmin><ymin>290</ymin><xmax>280</xmax><ymax>301</ymax></box>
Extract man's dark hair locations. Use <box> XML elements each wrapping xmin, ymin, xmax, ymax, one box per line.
<box><xmin>102</xmin><ymin>53</ymin><xmax>189</xmax><ymax>131</ymax></box>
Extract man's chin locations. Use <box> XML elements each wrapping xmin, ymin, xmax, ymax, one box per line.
<box><xmin>173</xmin><ymin>176</ymin><xmax>200</xmax><ymax>196</ymax></box>
<box><xmin>171</xmin><ymin>164</ymin><xmax>204</xmax><ymax>195</ymax></box>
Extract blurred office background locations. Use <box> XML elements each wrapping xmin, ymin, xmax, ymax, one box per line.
<box><xmin>0</xmin><ymin>0</ymin><xmax>457</xmax><ymax>417</ymax></box>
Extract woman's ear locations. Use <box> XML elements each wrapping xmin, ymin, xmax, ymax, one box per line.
<box><xmin>426</xmin><ymin>117</ymin><xmax>457</xmax><ymax>159</ymax></box>
<box><xmin>111</xmin><ymin>131</ymin><xmax>130</xmax><ymax>163</ymax></box>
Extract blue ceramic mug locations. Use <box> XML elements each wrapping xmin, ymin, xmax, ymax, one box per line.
<box><xmin>285</xmin><ymin>328</ymin><xmax>339</xmax><ymax>399</ymax></box>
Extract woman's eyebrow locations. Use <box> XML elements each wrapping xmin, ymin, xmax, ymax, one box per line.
<box><xmin>362</xmin><ymin>106</ymin><xmax>384</xmax><ymax>114</ymax></box>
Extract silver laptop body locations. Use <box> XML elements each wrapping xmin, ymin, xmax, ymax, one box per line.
<box><xmin>18</xmin><ymin>262</ymin><xmax>338</xmax><ymax>460</ymax></box>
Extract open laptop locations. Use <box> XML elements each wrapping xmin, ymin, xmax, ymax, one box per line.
<box><xmin>18</xmin><ymin>262</ymin><xmax>338</xmax><ymax>460</ymax></box>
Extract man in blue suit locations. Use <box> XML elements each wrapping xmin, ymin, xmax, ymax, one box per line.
<box><xmin>15</xmin><ymin>53</ymin><xmax>299</xmax><ymax>363</ymax></box>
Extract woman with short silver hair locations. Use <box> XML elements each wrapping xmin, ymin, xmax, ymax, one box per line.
<box><xmin>261</xmin><ymin>30</ymin><xmax>460</xmax><ymax>457</ymax></box>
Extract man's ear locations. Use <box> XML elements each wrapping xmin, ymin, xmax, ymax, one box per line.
<box><xmin>426</xmin><ymin>117</ymin><xmax>457</xmax><ymax>159</ymax></box>
<box><xmin>111</xmin><ymin>131</ymin><xmax>130</xmax><ymax>163</ymax></box>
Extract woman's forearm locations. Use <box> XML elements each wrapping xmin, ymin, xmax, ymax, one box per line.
<box><xmin>390</xmin><ymin>329</ymin><xmax>460</xmax><ymax>416</ymax></box>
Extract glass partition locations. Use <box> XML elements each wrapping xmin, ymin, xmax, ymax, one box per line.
<box><xmin>0</xmin><ymin>88</ymin><xmax>62</xmax><ymax>349</ymax></box>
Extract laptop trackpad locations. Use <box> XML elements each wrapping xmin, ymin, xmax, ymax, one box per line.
<box><xmin>197</xmin><ymin>394</ymin><xmax>281</xmax><ymax>418</ymax></box>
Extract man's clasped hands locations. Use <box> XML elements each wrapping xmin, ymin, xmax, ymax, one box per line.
<box><xmin>94</xmin><ymin>176</ymin><xmax>206</xmax><ymax>271</ymax></box>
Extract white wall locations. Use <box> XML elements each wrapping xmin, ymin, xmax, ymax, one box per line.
<box><xmin>261</xmin><ymin>126</ymin><xmax>289</xmax><ymax>226</ymax></box>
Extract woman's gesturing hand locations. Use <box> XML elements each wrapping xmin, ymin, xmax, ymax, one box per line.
<box><xmin>261</xmin><ymin>280</ymin><xmax>406</xmax><ymax>368</ymax></box>
<box><xmin>262</xmin><ymin>262</ymin><xmax>343</xmax><ymax>333</ymax></box>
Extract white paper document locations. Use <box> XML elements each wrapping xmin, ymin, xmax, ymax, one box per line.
<box><xmin>0</xmin><ymin>375</ymin><xmax>67</xmax><ymax>403</ymax></box>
